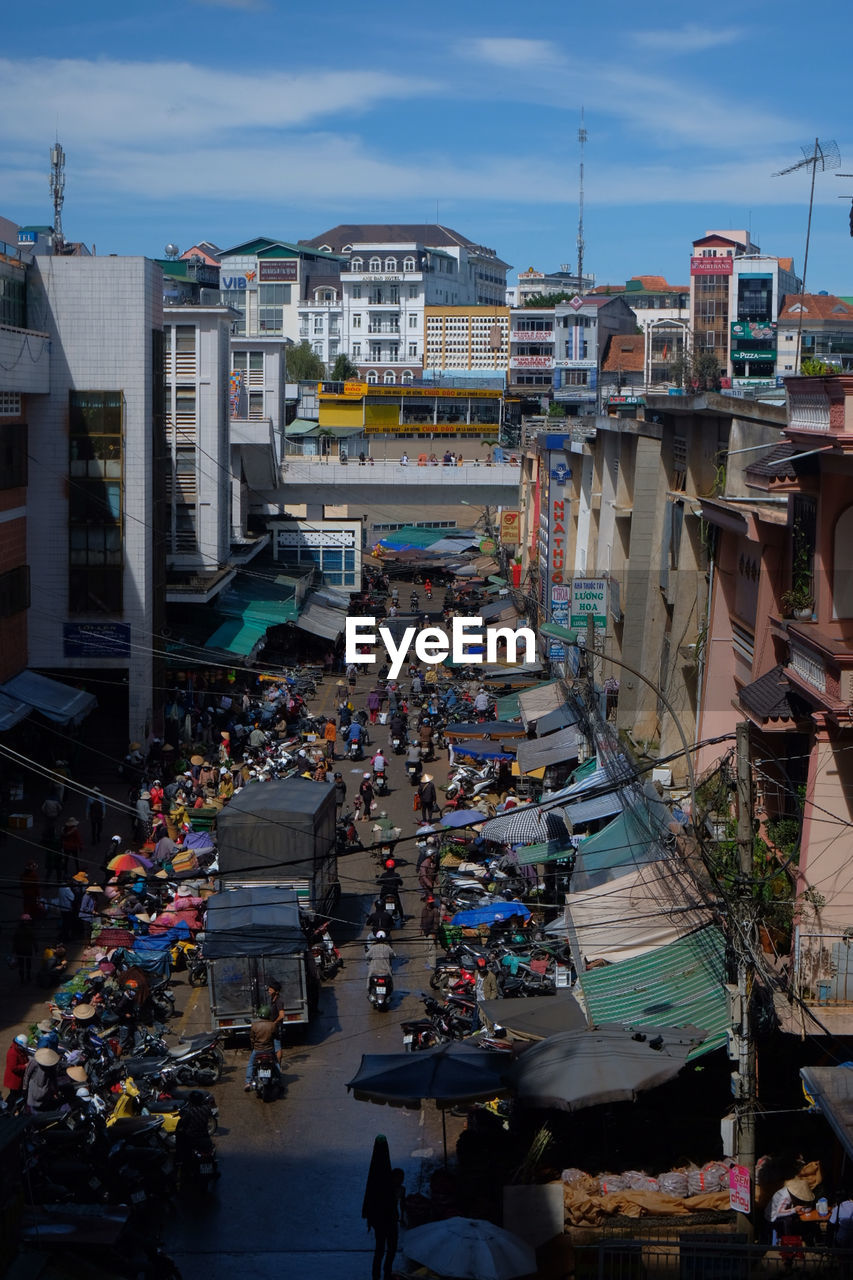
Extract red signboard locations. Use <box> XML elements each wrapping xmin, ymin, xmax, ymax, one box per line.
<box><xmin>729</xmin><ymin>1165</ymin><xmax>750</xmax><ymax>1214</ymax></box>
<box><xmin>551</xmin><ymin>495</ymin><xmax>566</xmax><ymax>583</ymax></box>
<box><xmin>690</xmin><ymin>256</ymin><xmax>733</xmax><ymax>276</ymax></box>
<box><xmin>259</xmin><ymin>259</ymin><xmax>298</xmax><ymax>282</ymax></box>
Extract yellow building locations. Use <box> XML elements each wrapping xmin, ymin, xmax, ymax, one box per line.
<box><xmin>424</xmin><ymin>305</ymin><xmax>510</xmax><ymax>376</ymax></box>
<box><xmin>318</xmin><ymin>381</ymin><xmax>503</xmax><ymax>438</ymax></box>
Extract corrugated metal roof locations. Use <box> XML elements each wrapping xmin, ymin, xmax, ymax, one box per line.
<box><xmin>799</xmin><ymin>1067</ymin><xmax>853</xmax><ymax>1161</ymax></box>
<box><xmin>578</xmin><ymin>926</ymin><xmax>728</xmax><ymax>1059</ymax></box>
<box><xmin>558</xmin><ymin>790</ymin><xmax>624</xmax><ymax>828</ymax></box>
<box><xmin>570</xmin><ymin>787</ymin><xmax>672</xmax><ymax>892</ymax></box>
<box><xmin>516</xmin><ymin>726</ymin><xmax>579</xmax><ymax>774</ymax></box>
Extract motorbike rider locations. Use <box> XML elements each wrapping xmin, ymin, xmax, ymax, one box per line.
<box><xmin>376</xmin><ymin>858</ymin><xmax>405</xmax><ymax>922</ymax></box>
<box><xmin>366</xmin><ymin>899</ymin><xmax>395</xmax><ymax>937</ymax></box>
<box><xmin>389</xmin><ymin>711</ymin><xmax>407</xmax><ymax>744</ymax></box>
<box><xmin>474</xmin><ymin>687</ymin><xmax>490</xmax><ymax>715</ymax></box>
<box><xmin>366</xmin><ymin>931</ymin><xmax>395</xmax><ymax>994</ymax></box>
<box><xmin>371</xmin><ymin>749</ymin><xmax>388</xmax><ymax>788</ymax></box>
<box><xmin>346</xmin><ymin>718</ymin><xmax>365</xmax><ymax>755</ymax></box>
<box><xmin>405</xmin><ymin>739</ymin><xmax>423</xmax><ymax>783</ymax></box>
<box><xmin>418</xmin><ymin>718</ymin><xmax>434</xmax><ymax>761</ymax></box>
<box><xmin>244</xmin><ymin>1004</ymin><xmax>282</xmax><ymax>1091</ymax></box>
<box><xmin>175</xmin><ymin>1089</ymin><xmax>215</xmax><ymax>1177</ymax></box>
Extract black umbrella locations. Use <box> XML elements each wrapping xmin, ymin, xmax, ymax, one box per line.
<box><xmin>506</xmin><ymin>1022</ymin><xmax>707</xmax><ymax>1111</ymax></box>
<box><xmin>347</xmin><ymin>1040</ymin><xmax>512</xmax><ymax>1164</ymax></box>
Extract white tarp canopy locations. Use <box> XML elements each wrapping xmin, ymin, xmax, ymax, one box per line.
<box><xmin>0</xmin><ymin>670</ymin><xmax>97</xmax><ymax>727</ymax></box>
<box><xmin>560</xmin><ymin>856</ymin><xmax>713</xmax><ymax>966</ymax></box>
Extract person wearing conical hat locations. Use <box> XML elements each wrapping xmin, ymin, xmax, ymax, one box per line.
<box><xmin>23</xmin><ymin>1047</ymin><xmax>61</xmax><ymax>1112</ymax></box>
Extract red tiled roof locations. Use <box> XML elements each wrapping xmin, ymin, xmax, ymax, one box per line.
<box><xmin>778</xmin><ymin>294</ymin><xmax>853</xmax><ymax>321</ymax></box>
<box><xmin>592</xmin><ymin>283</ymin><xmax>626</xmax><ymax>294</ymax></box>
<box><xmin>601</xmin><ymin>334</ymin><xmax>645</xmax><ymax>373</ymax></box>
<box><xmin>778</xmin><ymin>258</ymin><xmax>793</xmax><ymax>271</ymax></box>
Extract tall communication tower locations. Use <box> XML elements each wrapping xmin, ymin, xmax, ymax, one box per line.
<box><xmin>577</xmin><ymin>108</ymin><xmax>587</xmax><ymax>293</ymax></box>
<box><xmin>49</xmin><ymin>142</ymin><xmax>66</xmax><ymax>254</ymax></box>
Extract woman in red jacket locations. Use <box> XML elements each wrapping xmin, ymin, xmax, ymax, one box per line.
<box><xmin>5</xmin><ymin>1034</ymin><xmax>29</xmax><ymax>1104</ymax></box>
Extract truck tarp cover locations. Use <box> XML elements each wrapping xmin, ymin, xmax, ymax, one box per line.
<box><xmin>203</xmin><ymin>886</ymin><xmax>306</xmax><ymax>959</ymax></box>
<box><xmin>215</xmin><ymin>777</ymin><xmax>335</xmax><ymax>881</ymax></box>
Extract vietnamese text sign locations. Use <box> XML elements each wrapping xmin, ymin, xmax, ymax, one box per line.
<box><xmin>729</xmin><ymin>1165</ymin><xmax>751</xmax><ymax>1214</ymax></box>
<box><xmin>63</xmin><ymin>622</ymin><xmax>131</xmax><ymax>659</ymax></box>
<box><xmin>570</xmin><ymin>579</ymin><xmax>607</xmax><ymax>628</ymax></box>
<box><xmin>550</xmin><ymin>585</ymin><xmax>570</xmax><ymax>659</ymax></box>
<box><xmin>500</xmin><ymin>510</ymin><xmax>519</xmax><ymax>546</ymax></box>
<box><xmin>259</xmin><ymin>259</ymin><xmax>298</xmax><ymax>282</ymax></box>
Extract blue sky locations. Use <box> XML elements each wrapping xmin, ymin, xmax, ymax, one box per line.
<box><xmin>3</xmin><ymin>0</ymin><xmax>853</xmax><ymax>294</ymax></box>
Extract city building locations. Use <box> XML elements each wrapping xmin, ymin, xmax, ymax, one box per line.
<box><xmin>298</xmin><ymin>225</ymin><xmax>511</xmax><ymax>383</ymax></box>
<box><xmin>423</xmin><ymin>305</ymin><xmax>510</xmax><ymax>383</ymax></box>
<box><xmin>551</xmin><ymin>295</ymin><xmax>638</xmax><ymax>412</ymax></box>
<box><xmin>514</xmin><ymin>265</ymin><xmax>595</xmax><ymax>306</ymax></box>
<box><xmin>777</xmin><ymin>293</ymin><xmax>853</xmax><ymax>375</ymax></box>
<box><xmin>217</xmin><ymin>237</ymin><xmax>343</xmax><ymax>344</ymax></box>
<box><xmin>695</xmin><ymin>374</ymin><xmax>853</xmax><ymax>1031</ymax></box>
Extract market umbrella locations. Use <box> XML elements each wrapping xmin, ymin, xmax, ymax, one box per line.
<box><xmin>346</xmin><ymin>1040</ymin><xmax>511</xmax><ymax>1165</ymax></box>
<box><xmin>450</xmin><ymin>901</ymin><xmax>531</xmax><ymax>928</ymax></box>
<box><xmin>107</xmin><ymin>852</ymin><xmax>150</xmax><ymax>873</ymax></box>
<box><xmin>439</xmin><ymin>809</ymin><xmax>488</xmax><ymax>829</ymax></box>
<box><xmin>404</xmin><ymin>1216</ymin><xmax>536</xmax><ymax>1280</ymax></box>
<box><xmin>479</xmin><ymin>806</ymin><xmax>568</xmax><ymax>847</ymax></box>
<box><xmin>506</xmin><ymin>1022</ymin><xmax>707</xmax><ymax>1111</ymax></box>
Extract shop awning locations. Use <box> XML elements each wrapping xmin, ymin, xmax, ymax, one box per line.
<box><xmin>560</xmin><ymin>790</ymin><xmax>624</xmax><ymax>828</ymax></box>
<box><xmin>577</xmin><ymin>926</ymin><xmax>728</xmax><ymax>1060</ymax></box>
<box><xmin>0</xmin><ymin>670</ymin><xmax>97</xmax><ymax>727</ymax></box>
<box><xmin>494</xmin><ymin>691</ymin><xmax>522</xmax><ymax>721</ymax></box>
<box><xmin>451</xmin><ymin>742</ymin><xmax>523</xmax><ymax>762</ymax></box>
<box><xmin>285</xmin><ymin>418</ymin><xmax>320</xmax><ymax>436</ymax></box>
<box><xmin>204</xmin><ymin>577</ymin><xmax>298</xmax><ymax>655</ymax></box>
<box><xmin>515</xmin><ymin>726</ymin><xmax>579</xmax><ymax>775</ymax></box>
<box><xmin>518</xmin><ymin>681</ymin><xmax>576</xmax><ymax>731</ymax></box>
<box><xmin>511</xmin><ymin>762</ymin><xmax>546</xmax><ymax>780</ymax></box>
<box><xmin>570</xmin><ymin>787</ymin><xmax>673</xmax><ymax>892</ymax></box>
<box><xmin>204</xmin><ymin>617</ymin><xmax>270</xmax><ymax>658</ymax></box>
<box><xmin>445</xmin><ymin>722</ymin><xmax>525</xmax><ymax>740</ymax></box>
<box><xmin>294</xmin><ymin>594</ymin><xmax>347</xmax><ymax>641</ymax></box>
<box><xmin>479</xmin><ymin>990</ymin><xmax>587</xmax><ymax>1040</ymax></box>
<box><xmin>514</xmin><ymin>838</ymin><xmax>574</xmax><ymax>866</ymax></box>
<box><xmin>0</xmin><ymin>689</ymin><xmax>30</xmax><ymax>732</ymax></box>
<box><xmin>563</xmin><ymin>857</ymin><xmax>714</xmax><ymax>964</ymax></box>
<box><xmin>799</xmin><ymin>1067</ymin><xmax>853</xmax><ymax>1162</ymax></box>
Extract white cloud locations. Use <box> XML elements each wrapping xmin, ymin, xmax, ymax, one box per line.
<box><xmin>0</xmin><ymin>58</ymin><xmax>438</xmax><ymax>146</ymax></box>
<box><xmin>629</xmin><ymin>23</ymin><xmax>742</xmax><ymax>53</ymax></box>
<box><xmin>470</xmin><ymin>38</ymin><xmax>564</xmax><ymax>68</ymax></box>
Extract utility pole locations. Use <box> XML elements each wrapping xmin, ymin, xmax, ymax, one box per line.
<box><xmin>734</xmin><ymin>719</ymin><xmax>757</xmax><ymax>1237</ymax></box>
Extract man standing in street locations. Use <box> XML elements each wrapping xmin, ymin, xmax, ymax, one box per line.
<box><xmin>333</xmin><ymin>772</ymin><xmax>346</xmax><ymax>818</ymax></box>
<box><xmin>421</xmin><ymin>894</ymin><xmax>439</xmax><ymax>969</ymax></box>
<box><xmin>324</xmin><ymin>717</ymin><xmax>337</xmax><ymax>760</ymax></box>
<box><xmin>418</xmin><ymin>773</ymin><xmax>437</xmax><ymax>824</ymax></box>
<box><xmin>86</xmin><ymin>787</ymin><xmax>106</xmax><ymax>845</ymax></box>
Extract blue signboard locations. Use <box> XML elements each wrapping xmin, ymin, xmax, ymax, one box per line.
<box><xmin>63</xmin><ymin>622</ymin><xmax>131</xmax><ymax>659</ymax></box>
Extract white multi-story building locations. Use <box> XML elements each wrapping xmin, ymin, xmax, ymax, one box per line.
<box><xmin>217</xmin><ymin>238</ymin><xmax>343</xmax><ymax>345</ymax></box>
<box><xmin>298</xmin><ymin>225</ymin><xmax>511</xmax><ymax>383</ymax></box>
<box><xmin>24</xmin><ymin>255</ymin><xmax>163</xmax><ymax>741</ymax></box>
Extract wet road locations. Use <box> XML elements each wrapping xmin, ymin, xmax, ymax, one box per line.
<box><xmin>165</xmin><ymin>675</ymin><xmax>461</xmax><ymax>1279</ymax></box>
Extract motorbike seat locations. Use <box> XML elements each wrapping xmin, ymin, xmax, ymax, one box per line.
<box><xmin>143</xmin><ymin>1098</ymin><xmax>183</xmax><ymax>1114</ymax></box>
<box><xmin>120</xmin><ymin>1057</ymin><xmax>170</xmax><ymax>1077</ymax></box>
<box><xmin>175</xmin><ymin>1033</ymin><xmax>217</xmax><ymax>1051</ymax></box>
<box><xmin>108</xmin><ymin>1116</ymin><xmax>164</xmax><ymax>1137</ymax></box>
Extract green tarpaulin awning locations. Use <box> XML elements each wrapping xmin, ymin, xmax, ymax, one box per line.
<box><xmin>204</xmin><ymin>617</ymin><xmax>270</xmax><ymax>658</ymax></box>
<box><xmin>570</xmin><ymin>786</ymin><xmax>672</xmax><ymax>892</ymax></box>
<box><xmin>515</xmin><ymin>839</ymin><xmax>575</xmax><ymax>866</ymax></box>
<box><xmin>494</xmin><ymin>691</ymin><xmax>522</xmax><ymax>720</ymax></box>
<box><xmin>578</xmin><ymin>926</ymin><xmax>728</xmax><ymax>1059</ymax></box>
<box><xmin>204</xmin><ymin>575</ymin><xmax>299</xmax><ymax>656</ymax></box>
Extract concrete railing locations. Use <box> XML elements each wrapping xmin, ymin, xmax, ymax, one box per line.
<box><xmin>281</xmin><ymin>459</ymin><xmax>521</xmax><ymax>486</ymax></box>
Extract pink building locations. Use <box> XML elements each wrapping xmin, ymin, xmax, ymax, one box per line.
<box><xmin>698</xmin><ymin>375</ymin><xmax>853</xmax><ymax>1025</ymax></box>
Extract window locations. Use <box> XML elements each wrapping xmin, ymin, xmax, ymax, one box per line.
<box><xmin>385</xmin><ymin>258</ymin><xmax>396</xmax><ymax>272</ymax></box>
<box><xmin>68</xmin><ymin>391</ymin><xmax>123</xmax><ymax>615</ymax></box>
<box><xmin>0</xmin><ymin>424</ymin><xmax>27</xmax><ymax>488</ymax></box>
<box><xmin>0</xmin><ymin>565</ymin><xmax>29</xmax><ymax>618</ymax></box>
<box><xmin>0</xmin><ymin>391</ymin><xmax>22</xmax><ymax>416</ymax></box>
<box><xmin>222</xmin><ymin>290</ymin><xmax>245</xmax><ymax>334</ymax></box>
<box><xmin>408</xmin><ymin>285</ymin><xmax>418</xmax><ymax>298</ymax></box>
<box><xmin>369</xmin><ymin>257</ymin><xmax>381</xmax><ymax>271</ymax></box>
<box><xmin>390</xmin><ymin>287</ymin><xmax>399</xmax><ymax>303</ymax></box>
<box><xmin>314</xmin><ymin>317</ymin><xmax>323</xmax><ymax>332</ymax></box>
<box><xmin>402</xmin><ymin>371</ymin><xmax>413</xmax><ymax>384</ymax></box>
<box><xmin>384</xmin><ymin>371</ymin><xmax>396</xmax><ymax>384</ymax></box>
<box><xmin>352</xmin><ymin>286</ymin><xmax>362</xmax><ymax>299</ymax></box>
<box><xmin>0</xmin><ymin>271</ymin><xmax>26</xmax><ymax>327</ymax></box>
<box><xmin>367</xmin><ymin>371</ymin><xmax>378</xmax><ymax>384</ymax></box>
<box><xmin>404</xmin><ymin>257</ymin><xmax>415</xmax><ymax>272</ymax></box>
<box><xmin>312</xmin><ymin>343</ymin><xmax>323</xmax><ymax>357</ymax></box>
<box><xmin>351</xmin><ymin>258</ymin><xmax>363</xmax><ymax>271</ymax></box>
<box><xmin>248</xmin><ymin>391</ymin><xmax>264</xmax><ymax>419</ymax></box>
<box><xmin>370</xmin><ymin>344</ymin><xmax>381</xmax><ymax>360</ymax></box>
<box><xmin>352</xmin><ymin>343</ymin><xmax>361</xmax><ymax>357</ymax></box>
<box><xmin>352</xmin><ymin>314</ymin><xmax>361</xmax><ymax>329</ymax></box>
<box><xmin>389</xmin><ymin>346</ymin><xmax>399</xmax><ymax>360</ymax></box>
<box><xmin>408</xmin><ymin>343</ymin><xmax>418</xmax><ymax>358</ymax></box>
<box><xmin>175</xmin><ymin>386</ymin><xmax>196</xmax><ymax>424</ymax></box>
<box><xmin>258</xmin><ymin>283</ymin><xmax>291</xmax><ymax>334</ymax></box>
<box><xmin>175</xmin><ymin>325</ymin><xmax>195</xmax><ymax>353</ymax></box>
<box><xmin>409</xmin><ymin>314</ymin><xmax>417</xmax><ymax>328</ymax></box>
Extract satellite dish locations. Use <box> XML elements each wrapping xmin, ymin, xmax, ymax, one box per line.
<box><xmin>164</xmin><ymin>243</ymin><xmax>179</xmax><ymax>259</ymax></box>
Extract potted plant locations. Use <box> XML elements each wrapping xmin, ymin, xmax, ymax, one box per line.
<box><xmin>781</xmin><ymin>539</ymin><xmax>814</xmax><ymax>618</ymax></box>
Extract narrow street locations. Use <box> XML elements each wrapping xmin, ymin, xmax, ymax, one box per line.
<box><xmin>165</xmin><ymin>666</ymin><xmax>462</xmax><ymax>1280</ymax></box>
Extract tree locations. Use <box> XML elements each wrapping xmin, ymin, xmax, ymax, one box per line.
<box><xmin>670</xmin><ymin>349</ymin><xmax>722</xmax><ymax>393</ymax></box>
<box><xmin>286</xmin><ymin>341</ymin><xmax>326</xmax><ymax>382</ymax></box>
<box><xmin>330</xmin><ymin>353</ymin><xmax>360</xmax><ymax>381</ymax></box>
<box><xmin>523</xmin><ymin>291</ymin><xmax>578</xmax><ymax>308</ymax></box>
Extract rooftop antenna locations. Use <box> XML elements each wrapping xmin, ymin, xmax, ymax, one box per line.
<box><xmin>577</xmin><ymin>107</ymin><xmax>587</xmax><ymax>293</ymax></box>
<box><xmin>49</xmin><ymin>141</ymin><xmax>66</xmax><ymax>254</ymax></box>
<box><xmin>773</xmin><ymin>138</ymin><xmax>840</xmax><ymax>371</ymax></box>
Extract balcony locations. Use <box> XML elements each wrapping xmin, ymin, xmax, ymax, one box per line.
<box><xmin>367</xmin><ymin>325</ymin><xmax>401</xmax><ymax>335</ymax></box>
<box><xmin>366</xmin><ymin>301</ymin><xmax>400</xmax><ymax>311</ymax></box>
<box><xmin>0</xmin><ymin>323</ymin><xmax>50</xmax><ymax>394</ymax></box>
